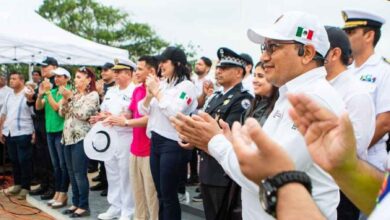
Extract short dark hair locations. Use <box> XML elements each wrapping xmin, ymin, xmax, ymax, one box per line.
<box><xmin>200</xmin><ymin>56</ymin><xmax>212</xmax><ymax>67</ymax></box>
<box><xmin>32</xmin><ymin>70</ymin><xmax>41</xmax><ymax>76</ymax></box>
<box><xmin>138</xmin><ymin>55</ymin><xmax>159</xmax><ymax>71</ymax></box>
<box><xmin>295</xmin><ymin>44</ymin><xmax>325</xmax><ymax>67</ymax></box>
<box><xmin>363</xmin><ymin>27</ymin><xmax>381</xmax><ymax>47</ymax></box>
<box><xmin>9</xmin><ymin>71</ymin><xmax>25</xmax><ymax>81</ymax></box>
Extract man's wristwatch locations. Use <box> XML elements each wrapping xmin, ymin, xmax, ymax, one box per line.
<box><xmin>259</xmin><ymin>171</ymin><xmax>312</xmax><ymax>217</ymax></box>
<box><xmin>124</xmin><ymin>120</ymin><xmax>129</xmax><ymax>127</ymax></box>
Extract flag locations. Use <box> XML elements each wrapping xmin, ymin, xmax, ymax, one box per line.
<box><xmin>179</xmin><ymin>91</ymin><xmax>192</xmax><ymax>105</ymax></box>
<box><xmin>296</xmin><ymin>26</ymin><xmax>314</xmax><ymax>40</ymax></box>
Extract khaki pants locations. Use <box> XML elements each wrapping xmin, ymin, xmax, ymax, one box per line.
<box><xmin>129</xmin><ymin>154</ymin><xmax>158</xmax><ymax>220</ymax></box>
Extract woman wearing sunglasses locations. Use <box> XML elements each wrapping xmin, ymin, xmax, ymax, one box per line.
<box><xmin>59</xmin><ymin>67</ymin><xmax>100</xmax><ymax>218</ymax></box>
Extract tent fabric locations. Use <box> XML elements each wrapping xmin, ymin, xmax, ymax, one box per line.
<box><xmin>0</xmin><ymin>3</ymin><xmax>129</xmax><ymax>66</ymax></box>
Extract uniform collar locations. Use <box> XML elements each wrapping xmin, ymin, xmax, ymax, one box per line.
<box><xmin>353</xmin><ymin>53</ymin><xmax>382</xmax><ymax>70</ymax></box>
<box><xmin>280</xmin><ymin>67</ymin><xmax>327</xmax><ymax>95</ymax></box>
<box><xmin>218</xmin><ymin>82</ymin><xmax>243</xmax><ymax>95</ymax></box>
<box><xmin>329</xmin><ymin>68</ymin><xmax>352</xmax><ymax>84</ymax></box>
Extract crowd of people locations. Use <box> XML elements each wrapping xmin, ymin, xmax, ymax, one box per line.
<box><xmin>1</xmin><ymin>7</ymin><xmax>390</xmax><ymax>220</ymax></box>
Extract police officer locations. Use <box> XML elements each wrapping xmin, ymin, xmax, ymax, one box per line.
<box><xmin>341</xmin><ymin>10</ymin><xmax>390</xmax><ymax>171</ymax></box>
<box><xmin>199</xmin><ymin>47</ymin><xmax>253</xmax><ymax>220</ymax></box>
<box><xmin>90</xmin><ymin>59</ymin><xmax>136</xmax><ymax>220</ymax></box>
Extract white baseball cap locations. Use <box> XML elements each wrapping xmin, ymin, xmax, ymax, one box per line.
<box><xmin>52</xmin><ymin>67</ymin><xmax>71</xmax><ymax>78</ymax></box>
<box><xmin>247</xmin><ymin>11</ymin><xmax>330</xmax><ymax>57</ymax></box>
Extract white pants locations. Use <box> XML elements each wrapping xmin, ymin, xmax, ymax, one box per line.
<box><xmin>105</xmin><ymin>134</ymin><xmax>135</xmax><ymax>217</ymax></box>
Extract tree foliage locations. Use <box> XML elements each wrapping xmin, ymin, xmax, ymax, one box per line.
<box><xmin>37</xmin><ymin>0</ymin><xmax>169</xmax><ymax>58</ymax></box>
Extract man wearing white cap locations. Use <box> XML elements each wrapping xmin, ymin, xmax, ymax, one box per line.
<box><xmin>341</xmin><ymin>9</ymin><xmax>390</xmax><ymax>171</ymax></box>
<box><xmin>172</xmin><ymin>11</ymin><xmax>344</xmax><ymax>220</ymax></box>
<box><xmin>245</xmin><ymin>11</ymin><xmax>345</xmax><ymax>219</ymax></box>
<box><xmin>90</xmin><ymin>59</ymin><xmax>136</xmax><ymax>220</ymax></box>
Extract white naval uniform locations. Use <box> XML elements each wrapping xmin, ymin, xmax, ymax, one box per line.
<box><xmin>329</xmin><ymin>69</ymin><xmax>375</xmax><ymax>160</ymax></box>
<box><xmin>262</xmin><ymin>67</ymin><xmax>345</xmax><ymax>219</ymax></box>
<box><xmin>350</xmin><ymin>54</ymin><xmax>390</xmax><ymax>170</ymax></box>
<box><xmin>100</xmin><ymin>84</ymin><xmax>135</xmax><ymax>218</ymax></box>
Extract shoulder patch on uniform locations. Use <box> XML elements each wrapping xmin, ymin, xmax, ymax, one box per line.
<box><xmin>241</xmin><ymin>99</ymin><xmax>251</xmax><ymax>109</ymax></box>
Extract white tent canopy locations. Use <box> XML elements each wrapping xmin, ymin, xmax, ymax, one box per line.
<box><xmin>0</xmin><ymin>3</ymin><xmax>129</xmax><ymax>66</ymax></box>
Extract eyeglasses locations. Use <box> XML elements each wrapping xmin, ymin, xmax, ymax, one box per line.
<box><xmin>261</xmin><ymin>41</ymin><xmax>300</xmax><ymax>55</ymax></box>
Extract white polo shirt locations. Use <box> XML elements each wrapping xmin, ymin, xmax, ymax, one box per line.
<box><xmin>138</xmin><ymin>79</ymin><xmax>198</xmax><ymax>141</ymax></box>
<box><xmin>262</xmin><ymin>67</ymin><xmax>345</xmax><ymax>219</ymax></box>
<box><xmin>329</xmin><ymin>69</ymin><xmax>375</xmax><ymax>160</ymax></box>
<box><xmin>192</xmin><ymin>74</ymin><xmax>214</xmax><ymax>97</ymax></box>
<box><xmin>208</xmin><ymin>134</ymin><xmax>272</xmax><ymax>220</ymax></box>
<box><xmin>100</xmin><ymin>83</ymin><xmax>135</xmax><ymax>136</ymax></box>
<box><xmin>350</xmin><ymin>53</ymin><xmax>390</xmax><ymax>170</ymax></box>
<box><xmin>1</xmin><ymin>88</ymin><xmax>34</xmax><ymax>137</ymax></box>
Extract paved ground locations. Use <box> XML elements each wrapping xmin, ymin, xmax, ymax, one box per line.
<box><xmin>1</xmin><ymin>167</ymin><xmax>205</xmax><ymax>220</ymax></box>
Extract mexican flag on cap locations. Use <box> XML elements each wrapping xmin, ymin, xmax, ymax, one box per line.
<box><xmin>179</xmin><ymin>91</ymin><xmax>192</xmax><ymax>105</ymax></box>
<box><xmin>296</xmin><ymin>26</ymin><xmax>314</xmax><ymax>40</ymax></box>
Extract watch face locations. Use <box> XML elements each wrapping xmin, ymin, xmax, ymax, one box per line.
<box><xmin>259</xmin><ymin>183</ymin><xmax>269</xmax><ymax>211</ymax></box>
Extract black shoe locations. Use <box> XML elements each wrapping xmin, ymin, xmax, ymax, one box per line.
<box><xmin>90</xmin><ymin>182</ymin><xmax>106</xmax><ymax>191</ymax></box>
<box><xmin>195</xmin><ymin>187</ymin><xmax>200</xmax><ymax>193</ymax></box>
<box><xmin>30</xmin><ymin>178</ymin><xmax>40</xmax><ymax>186</ymax></box>
<box><xmin>40</xmin><ymin>189</ymin><xmax>55</xmax><ymax>200</ymax></box>
<box><xmin>100</xmin><ymin>189</ymin><xmax>107</xmax><ymax>197</ymax></box>
<box><xmin>29</xmin><ymin>187</ymin><xmax>46</xmax><ymax>196</ymax></box>
<box><xmin>88</xmin><ymin>167</ymin><xmax>98</xmax><ymax>173</ymax></box>
<box><xmin>92</xmin><ymin>174</ymin><xmax>102</xmax><ymax>182</ymax></box>
<box><xmin>70</xmin><ymin>210</ymin><xmax>90</xmax><ymax>218</ymax></box>
<box><xmin>63</xmin><ymin>208</ymin><xmax>77</xmax><ymax>215</ymax></box>
<box><xmin>186</xmin><ymin>176</ymin><xmax>199</xmax><ymax>185</ymax></box>
<box><xmin>192</xmin><ymin>193</ymin><xmax>202</xmax><ymax>202</ymax></box>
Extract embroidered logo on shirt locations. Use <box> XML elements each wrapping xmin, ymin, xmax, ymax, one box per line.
<box><xmin>272</xmin><ymin>110</ymin><xmax>283</xmax><ymax>118</ymax></box>
<box><xmin>179</xmin><ymin>91</ymin><xmax>192</xmax><ymax>105</ymax></box>
<box><xmin>241</xmin><ymin>99</ymin><xmax>251</xmax><ymax>109</ymax></box>
<box><xmin>291</xmin><ymin>124</ymin><xmax>297</xmax><ymax>130</ymax></box>
<box><xmin>360</xmin><ymin>74</ymin><xmax>376</xmax><ymax>83</ymax></box>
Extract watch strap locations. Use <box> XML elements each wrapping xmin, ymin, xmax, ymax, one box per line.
<box><xmin>270</xmin><ymin>170</ymin><xmax>312</xmax><ymax>194</ymax></box>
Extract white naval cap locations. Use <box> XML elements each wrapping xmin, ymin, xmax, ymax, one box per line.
<box><xmin>112</xmin><ymin>58</ymin><xmax>137</xmax><ymax>71</ymax></box>
<box><xmin>341</xmin><ymin>9</ymin><xmax>385</xmax><ymax>29</ymax></box>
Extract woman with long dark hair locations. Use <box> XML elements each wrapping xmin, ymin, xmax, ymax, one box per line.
<box><xmin>138</xmin><ymin>46</ymin><xmax>198</xmax><ymax>220</ymax></box>
<box><xmin>59</xmin><ymin>67</ymin><xmax>100</xmax><ymax>218</ymax></box>
<box><xmin>241</xmin><ymin>61</ymin><xmax>278</xmax><ymax>124</ymax></box>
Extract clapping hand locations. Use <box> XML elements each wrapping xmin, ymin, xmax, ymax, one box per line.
<box><xmin>58</xmin><ymin>86</ymin><xmax>73</xmax><ymax>101</ymax></box>
<box><xmin>146</xmin><ymin>74</ymin><xmax>160</xmax><ymax>97</ymax></box>
<box><xmin>287</xmin><ymin>93</ymin><xmax>357</xmax><ymax>174</ymax></box>
<box><xmin>231</xmin><ymin>118</ymin><xmax>295</xmax><ymax>184</ymax></box>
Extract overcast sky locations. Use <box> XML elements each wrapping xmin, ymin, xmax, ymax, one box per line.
<box><xmin>20</xmin><ymin>0</ymin><xmax>390</xmax><ymax>62</ymax></box>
